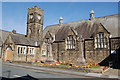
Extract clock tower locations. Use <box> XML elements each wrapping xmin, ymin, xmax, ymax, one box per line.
<box><xmin>26</xmin><ymin>6</ymin><xmax>44</xmax><ymax>41</ymax></box>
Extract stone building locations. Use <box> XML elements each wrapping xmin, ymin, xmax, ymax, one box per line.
<box><xmin>1</xmin><ymin>6</ymin><xmax>120</xmax><ymax>66</ymax></box>
<box><xmin>0</xmin><ymin>30</ymin><xmax>9</xmax><ymax>57</ymax></box>
<box><xmin>1</xmin><ymin>30</ymin><xmax>40</xmax><ymax>62</ymax></box>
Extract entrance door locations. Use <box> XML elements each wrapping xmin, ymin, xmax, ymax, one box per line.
<box><xmin>5</xmin><ymin>47</ymin><xmax>13</xmax><ymax>62</ymax></box>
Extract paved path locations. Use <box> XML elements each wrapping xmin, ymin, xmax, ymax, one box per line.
<box><xmin>103</xmin><ymin>68</ymin><xmax>120</xmax><ymax>78</ymax></box>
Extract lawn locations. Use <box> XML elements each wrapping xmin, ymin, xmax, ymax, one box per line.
<box><xmin>91</xmin><ymin>65</ymin><xmax>101</xmax><ymax>69</ymax></box>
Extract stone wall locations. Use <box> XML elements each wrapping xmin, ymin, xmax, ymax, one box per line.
<box><xmin>13</xmin><ymin>45</ymin><xmax>39</xmax><ymax>62</ymax></box>
<box><xmin>84</xmin><ymin>39</ymin><xmax>110</xmax><ymax>64</ymax></box>
<box><xmin>2</xmin><ymin>36</ymin><xmax>39</xmax><ymax>62</ymax></box>
<box><xmin>52</xmin><ymin>41</ymin><xmax>80</xmax><ymax>64</ymax></box>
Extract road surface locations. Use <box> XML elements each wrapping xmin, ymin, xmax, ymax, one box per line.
<box><xmin>2</xmin><ymin>63</ymin><xmax>117</xmax><ymax>80</ymax></box>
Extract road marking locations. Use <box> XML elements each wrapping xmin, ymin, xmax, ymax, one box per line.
<box><xmin>14</xmin><ymin>75</ymin><xmax>21</xmax><ymax>77</ymax></box>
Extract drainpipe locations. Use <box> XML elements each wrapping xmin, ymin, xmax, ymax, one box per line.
<box><xmin>46</xmin><ymin>43</ymin><xmax>48</xmax><ymax>60</ymax></box>
<box><xmin>57</xmin><ymin>42</ymin><xmax>59</xmax><ymax>62</ymax></box>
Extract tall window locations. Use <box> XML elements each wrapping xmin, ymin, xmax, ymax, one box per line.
<box><xmin>67</xmin><ymin>35</ymin><xmax>75</xmax><ymax>49</ymax></box>
<box><xmin>17</xmin><ymin>47</ymin><xmax>26</xmax><ymax>55</ymax></box>
<box><xmin>20</xmin><ymin>47</ymin><xmax>22</xmax><ymax>54</ymax></box>
<box><xmin>95</xmin><ymin>33</ymin><xmax>108</xmax><ymax>49</ymax></box>
<box><xmin>18</xmin><ymin>47</ymin><xmax>20</xmax><ymax>55</ymax></box>
<box><xmin>30</xmin><ymin>14</ymin><xmax>33</xmax><ymax>19</ymax></box>
<box><xmin>23</xmin><ymin>47</ymin><xmax>26</xmax><ymax>54</ymax></box>
<box><xmin>28</xmin><ymin>48</ymin><xmax>34</xmax><ymax>55</ymax></box>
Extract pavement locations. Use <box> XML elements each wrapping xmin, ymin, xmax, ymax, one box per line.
<box><xmin>102</xmin><ymin>68</ymin><xmax>120</xmax><ymax>79</ymax></box>
<box><xmin>2</xmin><ymin>62</ymin><xmax>120</xmax><ymax>79</ymax></box>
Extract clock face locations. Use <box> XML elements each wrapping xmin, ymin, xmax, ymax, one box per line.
<box><xmin>37</xmin><ymin>15</ymin><xmax>41</xmax><ymax>20</ymax></box>
<box><xmin>30</xmin><ymin>14</ymin><xmax>33</xmax><ymax>19</ymax></box>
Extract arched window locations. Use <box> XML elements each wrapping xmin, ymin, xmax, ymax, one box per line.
<box><xmin>30</xmin><ymin>14</ymin><xmax>33</xmax><ymax>19</ymax></box>
<box><xmin>6</xmin><ymin>47</ymin><xmax>12</xmax><ymax>50</ymax></box>
<box><xmin>37</xmin><ymin>14</ymin><xmax>41</xmax><ymax>20</ymax></box>
<box><xmin>67</xmin><ymin>35</ymin><xmax>75</xmax><ymax>49</ymax></box>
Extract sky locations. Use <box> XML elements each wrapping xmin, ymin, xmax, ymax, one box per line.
<box><xmin>1</xmin><ymin>0</ymin><xmax>120</xmax><ymax>2</ymax></box>
<box><xmin>2</xmin><ymin>2</ymin><xmax>118</xmax><ymax>34</ymax></box>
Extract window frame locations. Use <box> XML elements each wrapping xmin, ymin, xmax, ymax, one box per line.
<box><xmin>66</xmin><ymin>35</ymin><xmax>75</xmax><ymax>50</ymax></box>
<box><xmin>95</xmin><ymin>33</ymin><xmax>108</xmax><ymax>49</ymax></box>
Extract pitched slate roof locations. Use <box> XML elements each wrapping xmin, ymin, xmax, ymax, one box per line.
<box><xmin>55</xmin><ymin>25</ymin><xmax>75</xmax><ymax>41</ymax></box>
<box><xmin>43</xmin><ymin>24</ymin><xmax>61</xmax><ymax>38</ymax></box>
<box><xmin>1</xmin><ymin>14</ymin><xmax>118</xmax><ymax>45</ymax></box>
<box><xmin>0</xmin><ymin>30</ymin><xmax>40</xmax><ymax>47</ymax></box>
<box><xmin>43</xmin><ymin>14</ymin><xmax>119</xmax><ymax>41</ymax></box>
<box><xmin>0</xmin><ymin>29</ymin><xmax>10</xmax><ymax>46</ymax></box>
<box><xmin>10</xmin><ymin>33</ymin><xmax>39</xmax><ymax>46</ymax></box>
<box><xmin>95</xmin><ymin>14</ymin><xmax>118</xmax><ymax>37</ymax></box>
<box><xmin>55</xmin><ymin>21</ymin><xmax>100</xmax><ymax>41</ymax></box>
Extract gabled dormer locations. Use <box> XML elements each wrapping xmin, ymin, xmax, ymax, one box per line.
<box><xmin>3</xmin><ymin>32</ymin><xmax>16</xmax><ymax>51</ymax></box>
<box><xmin>65</xmin><ymin>28</ymin><xmax>78</xmax><ymax>50</ymax></box>
<box><xmin>44</xmin><ymin>31</ymin><xmax>53</xmax><ymax>44</ymax></box>
<box><xmin>94</xmin><ymin>23</ymin><xmax>110</xmax><ymax>49</ymax></box>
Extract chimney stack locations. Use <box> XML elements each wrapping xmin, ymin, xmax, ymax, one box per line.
<box><xmin>90</xmin><ymin>10</ymin><xmax>95</xmax><ymax>20</ymax></box>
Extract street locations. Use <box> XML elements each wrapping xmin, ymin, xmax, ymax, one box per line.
<box><xmin>2</xmin><ymin>64</ymin><xmax>81</xmax><ymax>78</ymax></box>
<box><xmin>2</xmin><ymin>64</ymin><xmax>117</xmax><ymax>80</ymax></box>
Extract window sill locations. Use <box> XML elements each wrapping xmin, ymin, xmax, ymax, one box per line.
<box><xmin>27</xmin><ymin>54</ymin><xmax>34</xmax><ymax>56</ymax></box>
<box><xmin>67</xmin><ymin>49</ymin><xmax>76</xmax><ymax>50</ymax></box>
<box><xmin>95</xmin><ymin>48</ymin><xmax>108</xmax><ymax>50</ymax></box>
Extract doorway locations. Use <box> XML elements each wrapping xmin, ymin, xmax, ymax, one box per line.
<box><xmin>5</xmin><ymin>47</ymin><xmax>13</xmax><ymax>62</ymax></box>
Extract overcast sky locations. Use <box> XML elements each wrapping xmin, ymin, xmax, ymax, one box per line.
<box><xmin>2</xmin><ymin>2</ymin><xmax>118</xmax><ymax>34</ymax></box>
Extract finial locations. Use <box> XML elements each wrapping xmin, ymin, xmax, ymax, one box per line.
<box><xmin>90</xmin><ymin>10</ymin><xmax>95</xmax><ymax>20</ymax></box>
<box><xmin>90</xmin><ymin>10</ymin><xmax>94</xmax><ymax>14</ymax></box>
<box><xmin>59</xmin><ymin>17</ymin><xmax>63</xmax><ymax>25</ymax></box>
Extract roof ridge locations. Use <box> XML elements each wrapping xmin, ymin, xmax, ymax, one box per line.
<box><xmin>0</xmin><ymin>29</ymin><xmax>10</xmax><ymax>33</ymax></box>
<box><xmin>45</xmin><ymin>14</ymin><xmax>118</xmax><ymax>28</ymax></box>
<box><xmin>0</xmin><ymin>29</ymin><xmax>25</xmax><ymax>36</ymax></box>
